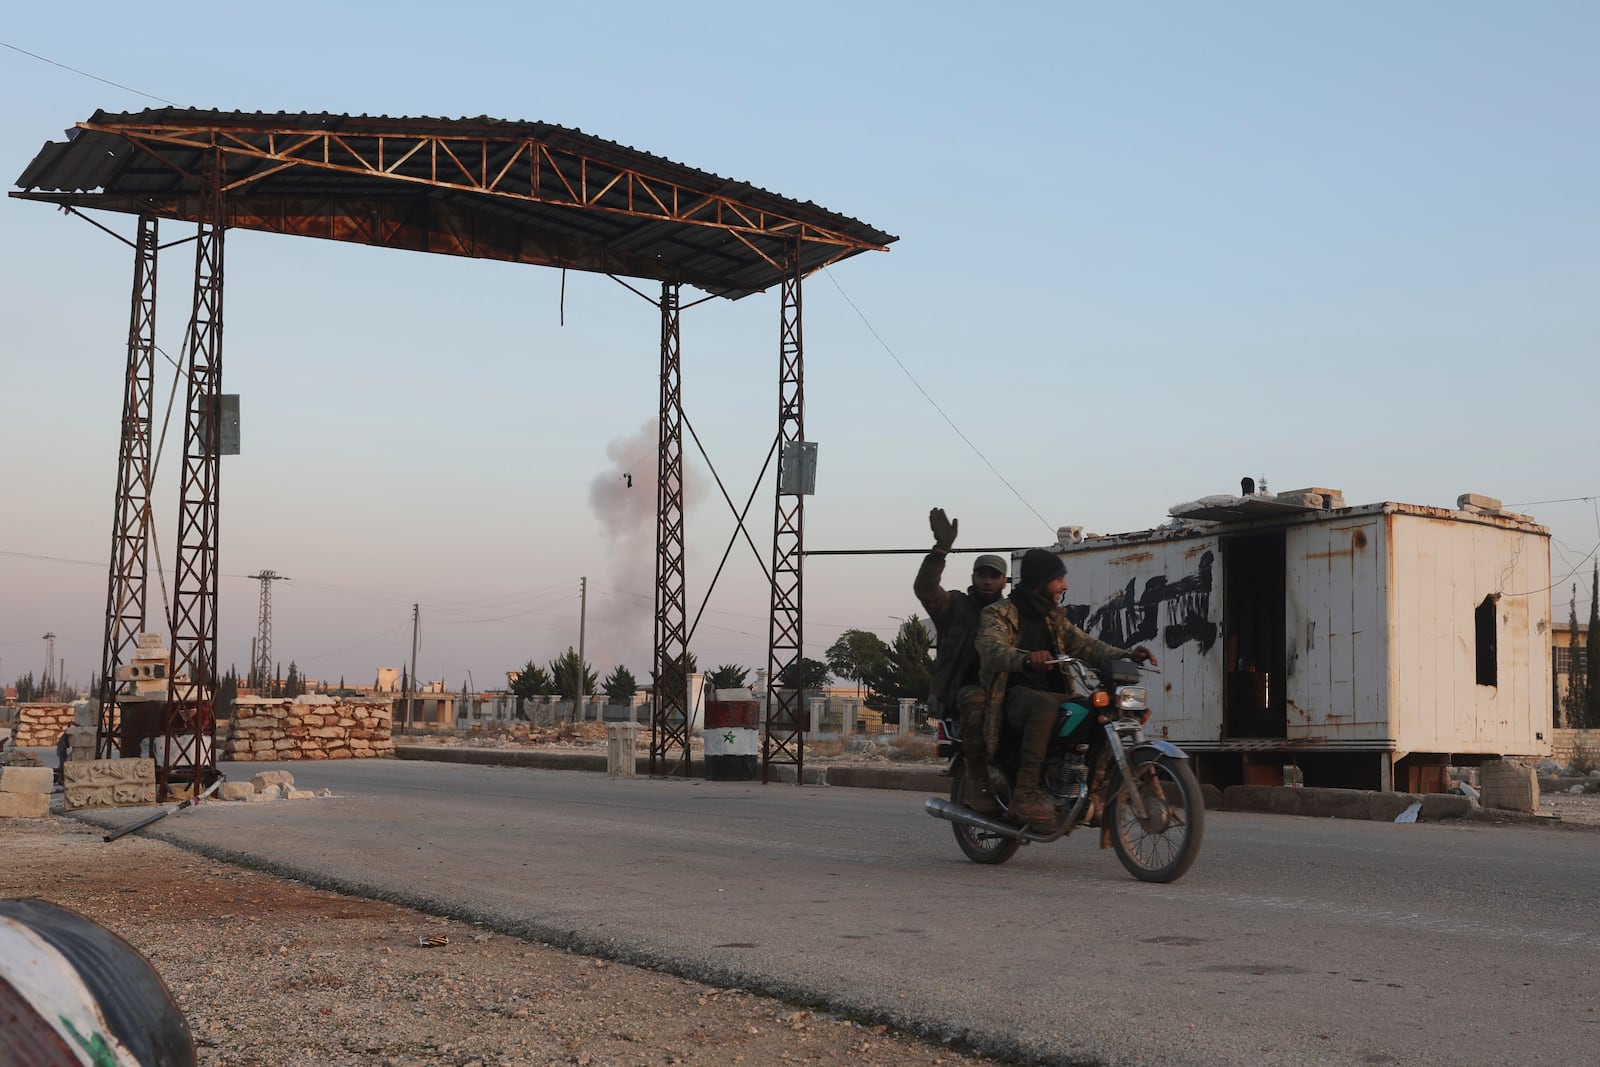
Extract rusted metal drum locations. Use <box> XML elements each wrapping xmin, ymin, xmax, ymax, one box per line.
<box><xmin>0</xmin><ymin>898</ymin><xmax>195</xmax><ymax>1067</ymax></box>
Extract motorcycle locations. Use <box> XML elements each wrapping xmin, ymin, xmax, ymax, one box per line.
<box><xmin>924</xmin><ymin>656</ymin><xmax>1204</xmax><ymax>882</ymax></box>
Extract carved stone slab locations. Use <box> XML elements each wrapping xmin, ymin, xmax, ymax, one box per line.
<box><xmin>63</xmin><ymin>758</ymin><xmax>157</xmax><ymax>810</ymax></box>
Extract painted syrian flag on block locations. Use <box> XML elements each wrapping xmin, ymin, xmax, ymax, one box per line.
<box><xmin>703</xmin><ymin>692</ymin><xmax>760</xmax><ymax>781</ymax></box>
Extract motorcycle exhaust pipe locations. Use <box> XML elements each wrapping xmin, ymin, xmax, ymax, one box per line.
<box><xmin>923</xmin><ymin>797</ymin><xmax>1024</xmax><ymax>840</ymax></box>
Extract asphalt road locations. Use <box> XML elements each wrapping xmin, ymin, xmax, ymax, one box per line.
<box><xmin>77</xmin><ymin>760</ymin><xmax>1600</xmax><ymax>1067</ymax></box>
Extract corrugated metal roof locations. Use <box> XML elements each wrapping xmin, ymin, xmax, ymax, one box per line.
<box><xmin>11</xmin><ymin>109</ymin><xmax>897</xmax><ymax>299</ymax></box>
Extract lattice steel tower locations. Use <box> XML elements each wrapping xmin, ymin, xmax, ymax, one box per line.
<box><xmin>249</xmin><ymin>571</ymin><xmax>289</xmax><ymax>692</ymax></box>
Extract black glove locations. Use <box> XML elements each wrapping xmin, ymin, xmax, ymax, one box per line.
<box><xmin>929</xmin><ymin>508</ymin><xmax>958</xmax><ymax>551</ymax></box>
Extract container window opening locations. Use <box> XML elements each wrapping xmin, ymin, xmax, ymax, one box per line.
<box><xmin>1221</xmin><ymin>531</ymin><xmax>1287</xmax><ymax>738</ymax></box>
<box><xmin>1475</xmin><ymin>595</ymin><xmax>1498</xmax><ymax>687</ymax></box>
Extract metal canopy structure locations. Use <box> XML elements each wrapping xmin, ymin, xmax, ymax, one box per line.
<box><xmin>13</xmin><ymin>108</ymin><xmax>895</xmax><ymax>795</ymax></box>
<box><xmin>15</xmin><ymin>109</ymin><xmax>894</xmax><ymax>299</ymax></box>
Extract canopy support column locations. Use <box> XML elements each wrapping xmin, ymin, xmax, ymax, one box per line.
<box><xmin>161</xmin><ymin>152</ymin><xmax>225</xmax><ymax>800</ymax></box>
<box><xmin>763</xmin><ymin>240</ymin><xmax>806</xmax><ymax>782</ymax></box>
<box><xmin>96</xmin><ymin>216</ymin><xmax>159</xmax><ymax>759</ymax></box>
<box><xmin>651</xmin><ymin>281</ymin><xmax>691</xmax><ymax>775</ymax></box>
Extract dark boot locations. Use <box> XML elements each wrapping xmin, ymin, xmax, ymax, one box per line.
<box><xmin>1010</xmin><ymin>711</ymin><xmax>1057</xmax><ymax>826</ymax></box>
<box><xmin>961</xmin><ymin>755</ymin><xmax>1003</xmax><ymax>817</ymax></box>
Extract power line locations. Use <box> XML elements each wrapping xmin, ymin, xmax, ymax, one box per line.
<box><xmin>0</xmin><ymin>40</ymin><xmax>176</xmax><ymax>105</ymax></box>
<box><xmin>1508</xmin><ymin>494</ymin><xmax>1598</xmax><ymax>508</ymax></box>
<box><xmin>822</xmin><ymin>267</ymin><xmax>1056</xmax><ymax>538</ymax></box>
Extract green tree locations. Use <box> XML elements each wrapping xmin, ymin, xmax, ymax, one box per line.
<box><xmin>217</xmin><ymin>665</ymin><xmax>239</xmax><ymax>717</ymax></box>
<box><xmin>707</xmin><ymin>664</ymin><xmax>750</xmax><ymax>690</ymax></box>
<box><xmin>548</xmin><ymin>646</ymin><xmax>599</xmax><ymax>709</ymax></box>
<box><xmin>780</xmin><ymin>656</ymin><xmax>832</xmax><ymax>693</ymax></box>
<box><xmin>863</xmin><ymin>615</ymin><xmax>934</xmax><ymax>712</ymax></box>
<box><xmin>825</xmin><ymin>630</ymin><xmax>891</xmax><ymax>696</ymax></box>
<box><xmin>1565</xmin><ymin>586</ymin><xmax>1586</xmax><ymax>729</ymax></box>
<box><xmin>602</xmin><ymin>665</ymin><xmax>637</xmax><ymax>704</ymax></box>
<box><xmin>284</xmin><ymin>661</ymin><xmax>304</xmax><ymax>698</ymax></box>
<box><xmin>508</xmin><ymin>660</ymin><xmax>555</xmax><ymax>720</ymax></box>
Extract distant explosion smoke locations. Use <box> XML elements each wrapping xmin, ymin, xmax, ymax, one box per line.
<box><xmin>587</xmin><ymin>418</ymin><xmax>701</xmax><ymax>678</ymax></box>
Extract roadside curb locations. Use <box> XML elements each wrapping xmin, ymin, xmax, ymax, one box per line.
<box><xmin>392</xmin><ymin>745</ymin><xmax>835</xmax><ymax>785</ymax></box>
<box><xmin>1214</xmin><ymin>784</ymin><xmax>1475</xmax><ymax>822</ymax></box>
<box><xmin>393</xmin><ymin>746</ymin><xmax>1568</xmax><ymax>824</ymax></box>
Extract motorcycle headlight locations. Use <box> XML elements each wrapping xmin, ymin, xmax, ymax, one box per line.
<box><xmin>1116</xmin><ymin>686</ymin><xmax>1147</xmax><ymax>712</ymax></box>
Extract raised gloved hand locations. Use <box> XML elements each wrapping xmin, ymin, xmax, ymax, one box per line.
<box><xmin>929</xmin><ymin>508</ymin><xmax>958</xmax><ymax>551</ymax></box>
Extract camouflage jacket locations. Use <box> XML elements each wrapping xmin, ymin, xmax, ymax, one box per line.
<box><xmin>913</xmin><ymin>550</ymin><xmax>989</xmax><ymax>718</ymax></box>
<box><xmin>975</xmin><ymin>596</ymin><xmax>1134</xmax><ymax>752</ymax></box>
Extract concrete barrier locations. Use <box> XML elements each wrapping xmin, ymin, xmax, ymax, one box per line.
<box><xmin>605</xmin><ymin>724</ymin><xmax>639</xmax><ymax>778</ymax></box>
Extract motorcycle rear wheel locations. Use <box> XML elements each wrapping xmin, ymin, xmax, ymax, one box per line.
<box><xmin>1106</xmin><ymin>754</ymin><xmax>1204</xmax><ymax>883</ymax></box>
<box><xmin>950</xmin><ymin>764</ymin><xmax>1022</xmax><ymax>865</ymax></box>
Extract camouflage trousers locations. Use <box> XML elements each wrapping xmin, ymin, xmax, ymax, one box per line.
<box><xmin>954</xmin><ymin>684</ymin><xmax>990</xmax><ymax>768</ymax></box>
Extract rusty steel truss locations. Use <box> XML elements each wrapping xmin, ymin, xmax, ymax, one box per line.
<box><xmin>763</xmin><ymin>242</ymin><xmax>806</xmax><ymax>781</ymax></box>
<box><xmin>42</xmin><ymin>114</ymin><xmax>890</xmax><ymax>298</ymax></box>
<box><xmin>95</xmin><ymin>216</ymin><xmax>159</xmax><ymax>759</ymax></box>
<box><xmin>651</xmin><ymin>282</ymin><xmax>691</xmax><ymax>776</ymax></box>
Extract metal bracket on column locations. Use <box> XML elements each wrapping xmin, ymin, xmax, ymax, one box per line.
<box><xmin>96</xmin><ymin>216</ymin><xmax>159</xmax><ymax>759</ymax></box>
<box><xmin>763</xmin><ymin>240</ymin><xmax>806</xmax><ymax>782</ymax></box>
<box><xmin>162</xmin><ymin>153</ymin><xmax>225</xmax><ymax>800</ymax></box>
<box><xmin>651</xmin><ymin>280</ymin><xmax>692</xmax><ymax>776</ymax></box>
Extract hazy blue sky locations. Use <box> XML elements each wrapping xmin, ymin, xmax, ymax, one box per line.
<box><xmin>2</xmin><ymin>2</ymin><xmax>1596</xmax><ymax>694</ymax></box>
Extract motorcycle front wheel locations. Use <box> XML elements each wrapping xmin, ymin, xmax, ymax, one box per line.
<box><xmin>949</xmin><ymin>764</ymin><xmax>1021</xmax><ymax>865</ymax></box>
<box><xmin>1106</xmin><ymin>754</ymin><xmax>1205</xmax><ymax>883</ymax></box>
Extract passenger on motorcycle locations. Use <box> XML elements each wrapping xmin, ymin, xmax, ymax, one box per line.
<box><xmin>914</xmin><ymin>507</ymin><xmax>1009</xmax><ymax>817</ymax></box>
<box><xmin>976</xmin><ymin>548</ymin><xmax>1157</xmax><ymax>826</ymax></box>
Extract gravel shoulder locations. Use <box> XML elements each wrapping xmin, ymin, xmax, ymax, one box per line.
<box><xmin>2</xmin><ymin>817</ymin><xmax>1001</xmax><ymax>1067</ymax></box>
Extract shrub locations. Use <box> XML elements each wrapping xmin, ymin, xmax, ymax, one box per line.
<box><xmin>884</xmin><ymin>733</ymin><xmax>935</xmax><ymax>763</ymax></box>
<box><xmin>804</xmin><ymin>737</ymin><xmax>847</xmax><ymax>758</ymax></box>
<box><xmin>1569</xmin><ymin>739</ymin><xmax>1598</xmax><ymax>778</ymax></box>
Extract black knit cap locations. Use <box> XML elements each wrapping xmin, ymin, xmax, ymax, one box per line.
<box><xmin>1019</xmin><ymin>548</ymin><xmax>1066</xmax><ymax>587</ymax></box>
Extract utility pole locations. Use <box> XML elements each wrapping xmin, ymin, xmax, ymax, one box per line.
<box><xmin>403</xmin><ymin>603</ymin><xmax>420</xmax><ymax>733</ymax></box>
<box><xmin>249</xmin><ymin>571</ymin><xmax>289</xmax><ymax>695</ymax></box>
<box><xmin>575</xmin><ymin>576</ymin><xmax>587</xmax><ymax>723</ymax></box>
<box><xmin>41</xmin><ymin>633</ymin><xmax>56</xmax><ymax>700</ymax></box>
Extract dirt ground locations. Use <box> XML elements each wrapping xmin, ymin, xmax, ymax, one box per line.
<box><xmin>1</xmin><ymin>817</ymin><xmax>1001</xmax><ymax>1067</ymax></box>
<box><xmin>1538</xmin><ymin>783</ymin><xmax>1600</xmax><ymax>824</ymax></box>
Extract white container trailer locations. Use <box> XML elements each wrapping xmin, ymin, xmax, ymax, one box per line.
<box><xmin>1019</xmin><ymin>490</ymin><xmax>1551</xmax><ymax>792</ymax></box>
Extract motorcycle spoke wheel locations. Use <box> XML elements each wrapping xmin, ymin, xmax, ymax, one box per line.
<box><xmin>1107</xmin><ymin>755</ymin><xmax>1205</xmax><ymax>883</ymax></box>
<box><xmin>949</xmin><ymin>766</ymin><xmax>1021</xmax><ymax>865</ymax></box>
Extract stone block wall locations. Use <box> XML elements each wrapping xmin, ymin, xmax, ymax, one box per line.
<box><xmin>223</xmin><ymin>696</ymin><xmax>394</xmax><ymax>761</ymax></box>
<box><xmin>14</xmin><ymin>703</ymin><xmax>75</xmax><ymax>747</ymax></box>
<box><xmin>1549</xmin><ymin>728</ymin><xmax>1600</xmax><ymax>766</ymax></box>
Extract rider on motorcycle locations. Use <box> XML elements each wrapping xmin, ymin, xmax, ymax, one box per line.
<box><xmin>976</xmin><ymin>548</ymin><xmax>1157</xmax><ymax>826</ymax></box>
<box><xmin>914</xmin><ymin>507</ymin><xmax>1009</xmax><ymax>817</ymax></box>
